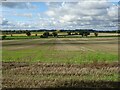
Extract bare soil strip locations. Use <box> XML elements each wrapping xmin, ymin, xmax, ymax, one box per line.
<box><xmin>2</xmin><ymin>39</ymin><xmax>54</xmax><ymax>51</ymax></box>
<box><xmin>63</xmin><ymin>38</ymin><xmax>118</xmax><ymax>53</ymax></box>
<box><xmin>54</xmin><ymin>38</ymin><xmax>95</xmax><ymax>51</ymax></box>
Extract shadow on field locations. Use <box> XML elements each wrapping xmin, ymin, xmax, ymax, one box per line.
<box><xmin>3</xmin><ymin>42</ymin><xmax>117</xmax><ymax>46</ymax></box>
<box><xmin>2</xmin><ymin>81</ymin><xmax>119</xmax><ymax>90</ymax></box>
<box><xmin>55</xmin><ymin>80</ymin><xmax>119</xmax><ymax>88</ymax></box>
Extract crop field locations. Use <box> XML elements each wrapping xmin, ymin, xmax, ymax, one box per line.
<box><xmin>2</xmin><ymin>37</ymin><xmax>119</xmax><ymax>88</ymax></box>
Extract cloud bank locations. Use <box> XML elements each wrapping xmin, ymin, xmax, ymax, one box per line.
<box><xmin>44</xmin><ymin>0</ymin><xmax>119</xmax><ymax>30</ymax></box>
<box><xmin>1</xmin><ymin>0</ymin><xmax>119</xmax><ymax>30</ymax></box>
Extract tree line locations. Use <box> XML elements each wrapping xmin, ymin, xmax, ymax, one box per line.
<box><xmin>1</xmin><ymin>29</ymin><xmax>119</xmax><ymax>40</ymax></box>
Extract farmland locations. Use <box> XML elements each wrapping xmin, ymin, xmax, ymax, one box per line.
<box><xmin>1</xmin><ymin>0</ymin><xmax>120</xmax><ymax>88</ymax></box>
<box><xmin>2</xmin><ymin>36</ymin><xmax>119</xmax><ymax>88</ymax></box>
<box><xmin>2</xmin><ymin>37</ymin><xmax>118</xmax><ymax>63</ymax></box>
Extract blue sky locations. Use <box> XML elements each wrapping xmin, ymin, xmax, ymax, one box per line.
<box><xmin>1</xmin><ymin>0</ymin><xmax>119</xmax><ymax>30</ymax></box>
<box><xmin>3</xmin><ymin>2</ymin><xmax>48</xmax><ymax>21</ymax></box>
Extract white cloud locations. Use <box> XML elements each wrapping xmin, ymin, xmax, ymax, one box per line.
<box><xmin>2</xmin><ymin>1</ymin><xmax>119</xmax><ymax>30</ymax></box>
<box><xmin>1</xmin><ymin>18</ymin><xmax>10</xmax><ymax>26</ymax></box>
<box><xmin>14</xmin><ymin>13</ymin><xmax>33</xmax><ymax>18</ymax></box>
<box><xmin>44</xmin><ymin>1</ymin><xmax>118</xmax><ymax>30</ymax></box>
<box><xmin>59</xmin><ymin>15</ymin><xmax>76</xmax><ymax>23</ymax></box>
<box><xmin>107</xmin><ymin>5</ymin><xmax>118</xmax><ymax>17</ymax></box>
<box><xmin>45</xmin><ymin>11</ymin><xmax>55</xmax><ymax>16</ymax></box>
<box><xmin>78</xmin><ymin>0</ymin><xmax>110</xmax><ymax>9</ymax></box>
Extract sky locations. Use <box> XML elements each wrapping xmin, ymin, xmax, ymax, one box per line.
<box><xmin>0</xmin><ymin>0</ymin><xmax>120</xmax><ymax>31</ymax></box>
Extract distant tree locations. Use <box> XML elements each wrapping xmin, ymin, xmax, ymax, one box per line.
<box><xmin>67</xmin><ymin>31</ymin><xmax>71</xmax><ymax>35</ymax></box>
<box><xmin>56</xmin><ymin>30</ymin><xmax>60</xmax><ymax>33</ymax></box>
<box><xmin>79</xmin><ymin>31</ymin><xmax>90</xmax><ymax>37</ymax></box>
<box><xmin>117</xmin><ymin>30</ymin><xmax>120</xmax><ymax>33</ymax></box>
<box><xmin>81</xmin><ymin>34</ymin><xmax>84</xmax><ymax>37</ymax></box>
<box><xmin>40</xmin><ymin>35</ymin><xmax>45</xmax><ymax>38</ymax></box>
<box><xmin>49</xmin><ymin>33</ymin><xmax>53</xmax><ymax>36</ymax></box>
<box><xmin>35</xmin><ymin>34</ymin><xmax>37</xmax><ymax>36</ymax></box>
<box><xmin>79</xmin><ymin>32</ymin><xmax>84</xmax><ymax>37</ymax></box>
<box><xmin>94</xmin><ymin>32</ymin><xmax>98</xmax><ymax>37</ymax></box>
<box><xmin>52</xmin><ymin>31</ymin><xmax>58</xmax><ymax>37</ymax></box>
<box><xmin>43</xmin><ymin>31</ymin><xmax>49</xmax><ymax>38</ymax></box>
<box><xmin>85</xmin><ymin>32</ymin><xmax>90</xmax><ymax>37</ymax></box>
<box><xmin>26</xmin><ymin>31</ymin><xmax>31</xmax><ymax>36</ymax></box>
<box><xmin>2</xmin><ymin>35</ymin><xmax>6</xmax><ymax>40</ymax></box>
<box><xmin>75</xmin><ymin>32</ymin><xmax>78</xmax><ymax>35</ymax></box>
<box><xmin>84</xmin><ymin>33</ymin><xmax>88</xmax><ymax>37</ymax></box>
<box><xmin>11</xmin><ymin>34</ymin><xmax>13</xmax><ymax>37</ymax></box>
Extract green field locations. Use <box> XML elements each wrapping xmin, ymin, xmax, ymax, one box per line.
<box><xmin>2</xmin><ymin>38</ymin><xmax>118</xmax><ymax>63</ymax></box>
<box><xmin>2</xmin><ymin>37</ymin><xmax>119</xmax><ymax>88</ymax></box>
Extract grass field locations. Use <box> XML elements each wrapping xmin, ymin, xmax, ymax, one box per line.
<box><xmin>2</xmin><ymin>37</ymin><xmax>119</xmax><ymax>88</ymax></box>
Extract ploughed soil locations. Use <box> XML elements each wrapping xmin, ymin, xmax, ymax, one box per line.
<box><xmin>2</xmin><ymin>62</ymin><xmax>119</xmax><ymax>88</ymax></box>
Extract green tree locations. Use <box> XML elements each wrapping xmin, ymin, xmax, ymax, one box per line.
<box><xmin>35</xmin><ymin>34</ymin><xmax>37</xmax><ymax>36</ymax></box>
<box><xmin>94</xmin><ymin>32</ymin><xmax>98</xmax><ymax>37</ymax></box>
<box><xmin>67</xmin><ymin>31</ymin><xmax>72</xmax><ymax>35</ymax></box>
<box><xmin>84</xmin><ymin>32</ymin><xmax>90</xmax><ymax>37</ymax></box>
<box><xmin>26</xmin><ymin>31</ymin><xmax>31</xmax><ymax>36</ymax></box>
<box><xmin>79</xmin><ymin>32</ymin><xmax>84</xmax><ymax>37</ymax></box>
<box><xmin>79</xmin><ymin>31</ymin><xmax>90</xmax><ymax>37</ymax></box>
<box><xmin>52</xmin><ymin>31</ymin><xmax>58</xmax><ymax>37</ymax></box>
<box><xmin>43</xmin><ymin>31</ymin><xmax>49</xmax><ymax>38</ymax></box>
<box><xmin>75</xmin><ymin>32</ymin><xmax>78</xmax><ymax>35</ymax></box>
<box><xmin>2</xmin><ymin>35</ymin><xmax>6</xmax><ymax>40</ymax></box>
